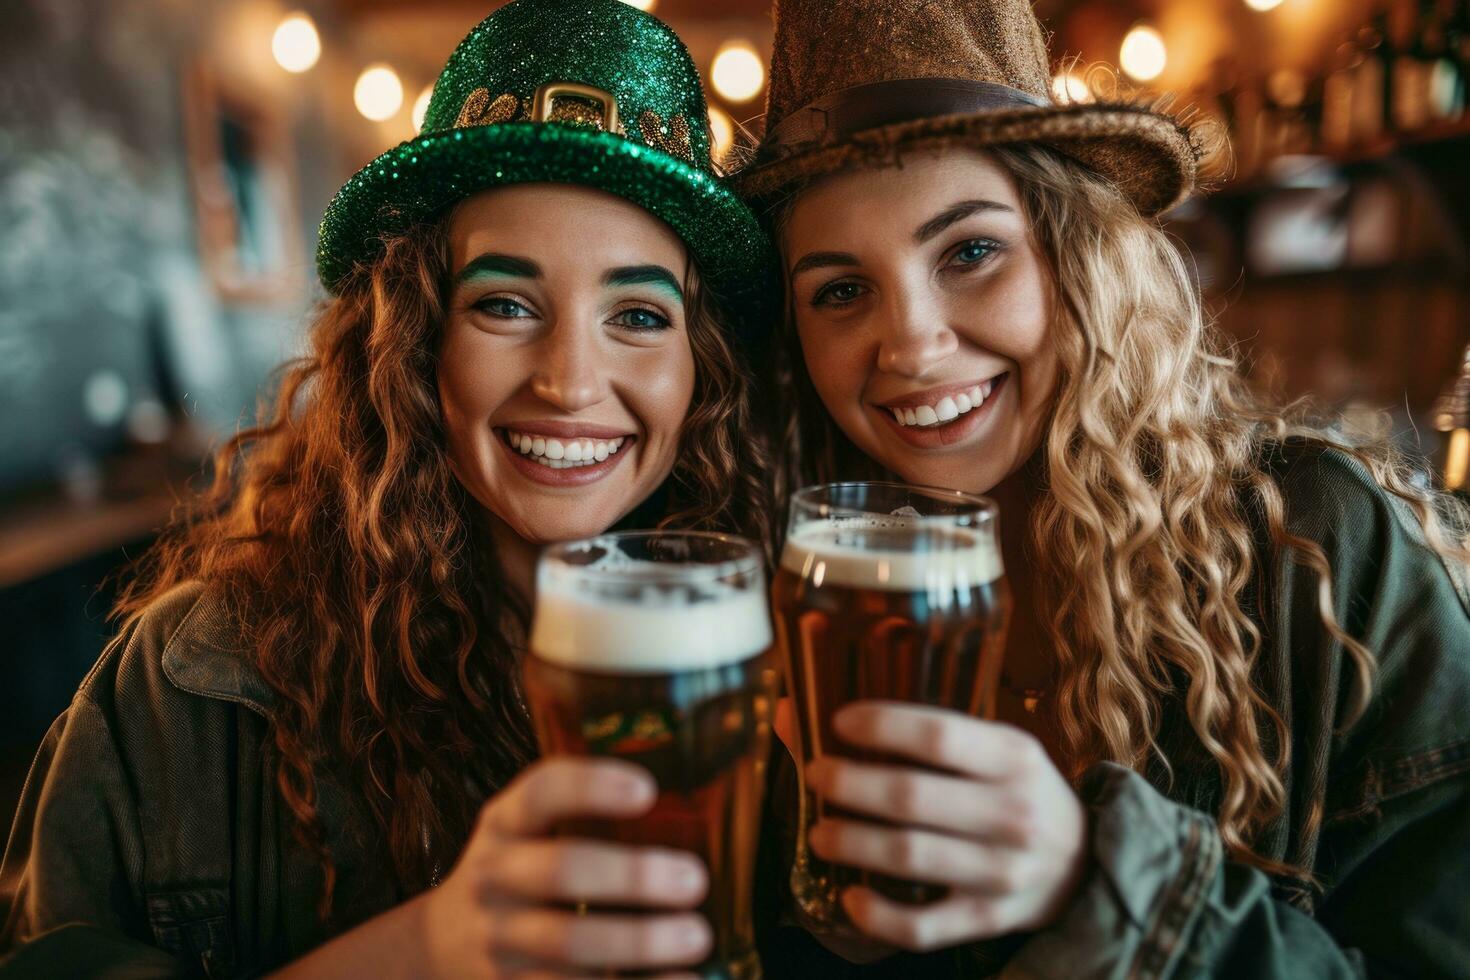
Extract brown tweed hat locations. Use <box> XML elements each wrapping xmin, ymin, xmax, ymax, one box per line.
<box><xmin>734</xmin><ymin>0</ymin><xmax>1201</xmax><ymax>217</ymax></box>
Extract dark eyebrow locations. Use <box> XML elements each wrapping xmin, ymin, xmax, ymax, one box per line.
<box><xmin>604</xmin><ymin>265</ymin><xmax>684</xmax><ymax>302</ymax></box>
<box><xmin>789</xmin><ymin>251</ymin><xmax>861</xmax><ymax>277</ymax></box>
<box><xmin>455</xmin><ymin>253</ymin><xmax>541</xmax><ymax>283</ymax></box>
<box><xmin>914</xmin><ymin>200</ymin><xmax>1014</xmax><ymax>244</ymax></box>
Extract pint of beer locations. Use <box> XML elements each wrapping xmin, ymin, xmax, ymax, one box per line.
<box><xmin>525</xmin><ymin>531</ymin><xmax>778</xmax><ymax>980</ymax></box>
<box><xmin>772</xmin><ymin>483</ymin><xmax>1011</xmax><ymax>929</ymax></box>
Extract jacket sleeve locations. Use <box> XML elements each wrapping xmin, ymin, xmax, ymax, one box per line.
<box><xmin>993</xmin><ymin>451</ymin><xmax>1470</xmax><ymax>980</ymax></box>
<box><xmin>0</xmin><ymin>621</ymin><xmax>193</xmax><ymax>978</ymax></box>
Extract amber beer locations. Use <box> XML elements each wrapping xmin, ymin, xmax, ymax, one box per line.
<box><xmin>772</xmin><ymin>483</ymin><xmax>1011</xmax><ymax>929</ymax></box>
<box><xmin>524</xmin><ymin>532</ymin><xmax>777</xmax><ymax>980</ymax></box>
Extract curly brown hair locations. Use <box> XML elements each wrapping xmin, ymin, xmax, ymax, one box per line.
<box><xmin>115</xmin><ymin>212</ymin><xmax>771</xmax><ymax>915</ymax></box>
<box><xmin>763</xmin><ymin>142</ymin><xmax>1470</xmax><ymax>878</ymax></box>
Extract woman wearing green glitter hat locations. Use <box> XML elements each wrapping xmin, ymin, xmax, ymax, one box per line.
<box><xmin>0</xmin><ymin>1</ymin><xmax>778</xmax><ymax>977</ymax></box>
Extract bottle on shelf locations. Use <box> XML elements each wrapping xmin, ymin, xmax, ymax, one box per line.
<box><xmin>1352</xmin><ymin>16</ymin><xmax>1389</xmax><ymax>144</ymax></box>
<box><xmin>1390</xmin><ymin>0</ymin><xmax>1432</xmax><ymax>132</ymax></box>
<box><xmin>1322</xmin><ymin>36</ymin><xmax>1363</xmax><ymax>150</ymax></box>
<box><xmin>1433</xmin><ymin>344</ymin><xmax>1470</xmax><ymax>497</ymax></box>
<box><xmin>1423</xmin><ymin>0</ymin><xmax>1462</xmax><ymax>122</ymax></box>
<box><xmin>1446</xmin><ymin>0</ymin><xmax>1470</xmax><ymax>119</ymax></box>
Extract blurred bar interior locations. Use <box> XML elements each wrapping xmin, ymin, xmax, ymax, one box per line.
<box><xmin>2</xmin><ymin>0</ymin><xmax>1469</xmax><ymax>821</ymax></box>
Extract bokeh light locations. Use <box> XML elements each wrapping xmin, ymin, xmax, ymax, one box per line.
<box><xmin>1244</xmin><ymin>0</ymin><xmax>1285</xmax><ymax>10</ymax></box>
<box><xmin>1120</xmin><ymin>25</ymin><xmax>1167</xmax><ymax>83</ymax></box>
<box><xmin>1051</xmin><ymin>72</ymin><xmax>1092</xmax><ymax>104</ymax></box>
<box><xmin>708</xmin><ymin>106</ymin><xmax>734</xmax><ymax>162</ymax></box>
<box><xmin>355</xmin><ymin>64</ymin><xmax>404</xmax><ymax>122</ymax></box>
<box><xmin>618</xmin><ymin>0</ymin><xmax>657</xmax><ymax>10</ymax></box>
<box><xmin>711</xmin><ymin>41</ymin><xmax>765</xmax><ymax>103</ymax></box>
<box><xmin>271</xmin><ymin>13</ymin><xmax>321</xmax><ymax>74</ymax></box>
<box><xmin>412</xmin><ymin>84</ymin><xmax>434</xmax><ymax>132</ymax></box>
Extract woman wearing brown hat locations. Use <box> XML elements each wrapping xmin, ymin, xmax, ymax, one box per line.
<box><xmin>740</xmin><ymin>1</ymin><xmax>1470</xmax><ymax>977</ymax></box>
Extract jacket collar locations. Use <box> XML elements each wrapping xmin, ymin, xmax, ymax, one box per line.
<box><xmin>160</xmin><ymin>583</ymin><xmax>276</xmax><ymax>717</ymax></box>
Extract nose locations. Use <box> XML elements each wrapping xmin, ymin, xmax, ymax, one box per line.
<box><xmin>530</xmin><ymin>323</ymin><xmax>610</xmax><ymax>412</ymax></box>
<box><xmin>875</xmin><ymin>284</ymin><xmax>959</xmax><ymax>378</ymax></box>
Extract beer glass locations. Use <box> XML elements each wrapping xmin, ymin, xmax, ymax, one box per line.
<box><xmin>524</xmin><ymin>531</ymin><xmax>778</xmax><ymax>980</ymax></box>
<box><xmin>771</xmin><ymin>483</ymin><xmax>1011</xmax><ymax>929</ymax></box>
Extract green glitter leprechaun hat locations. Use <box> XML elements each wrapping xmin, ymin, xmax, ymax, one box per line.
<box><xmin>317</xmin><ymin>0</ymin><xmax>773</xmax><ymax>325</ymax></box>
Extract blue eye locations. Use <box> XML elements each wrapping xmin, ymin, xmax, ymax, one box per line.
<box><xmin>950</xmin><ymin>240</ymin><xmax>999</xmax><ymax>268</ymax></box>
<box><xmin>812</xmin><ymin>281</ymin><xmax>865</xmax><ymax>307</ymax></box>
<box><xmin>613</xmin><ymin>307</ymin><xmax>671</xmax><ymax>331</ymax></box>
<box><xmin>473</xmin><ymin>296</ymin><xmax>532</xmax><ymax>318</ymax></box>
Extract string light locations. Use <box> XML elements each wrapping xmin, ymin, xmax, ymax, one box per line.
<box><xmin>412</xmin><ymin>84</ymin><xmax>434</xmax><ymax>132</ymax></box>
<box><xmin>711</xmin><ymin>41</ymin><xmax>765</xmax><ymax>103</ymax></box>
<box><xmin>1245</xmin><ymin>0</ymin><xmax>1285</xmax><ymax>10</ymax></box>
<box><xmin>1120</xmin><ymin>24</ymin><xmax>1167</xmax><ymax>83</ymax></box>
<box><xmin>1051</xmin><ymin>72</ymin><xmax>1092</xmax><ymax>104</ymax></box>
<box><xmin>708</xmin><ymin>106</ymin><xmax>735</xmax><ymax>162</ymax></box>
<box><xmin>271</xmin><ymin>13</ymin><xmax>321</xmax><ymax>74</ymax></box>
<box><xmin>355</xmin><ymin>64</ymin><xmax>404</xmax><ymax>122</ymax></box>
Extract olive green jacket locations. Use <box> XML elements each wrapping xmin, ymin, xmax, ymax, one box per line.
<box><xmin>3</xmin><ymin>445</ymin><xmax>1470</xmax><ymax>978</ymax></box>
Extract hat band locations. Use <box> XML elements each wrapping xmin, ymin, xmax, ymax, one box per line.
<box><xmin>760</xmin><ymin>78</ymin><xmax>1050</xmax><ymax>160</ymax></box>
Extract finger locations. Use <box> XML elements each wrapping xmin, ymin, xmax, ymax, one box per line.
<box><xmin>806</xmin><ymin>757</ymin><xmax>1029</xmax><ymax>843</ymax></box>
<box><xmin>810</xmin><ymin>819</ymin><xmax>1021</xmax><ymax>890</ymax></box>
<box><xmin>773</xmin><ymin>696</ymin><xmax>798</xmax><ymax>760</ymax></box>
<box><xmin>478</xmin><ymin>839</ymin><xmax>707</xmax><ymax>907</ymax></box>
<box><xmin>843</xmin><ymin>887</ymin><xmax>1018</xmax><ymax>952</ymax></box>
<box><xmin>489</xmin><ymin>909</ymin><xmax>711</xmax><ymax>970</ymax></box>
<box><xmin>833</xmin><ymin>702</ymin><xmax>1042</xmax><ymax>780</ymax></box>
<box><xmin>482</xmin><ymin>758</ymin><xmax>655</xmax><ymax>838</ymax></box>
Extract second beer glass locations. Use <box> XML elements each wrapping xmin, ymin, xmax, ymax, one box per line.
<box><xmin>524</xmin><ymin>531</ymin><xmax>778</xmax><ymax>980</ymax></box>
<box><xmin>772</xmin><ymin>483</ymin><xmax>1011</xmax><ymax>930</ymax></box>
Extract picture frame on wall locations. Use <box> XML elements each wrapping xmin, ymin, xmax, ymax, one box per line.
<box><xmin>182</xmin><ymin>61</ymin><xmax>305</xmax><ymax>304</ymax></box>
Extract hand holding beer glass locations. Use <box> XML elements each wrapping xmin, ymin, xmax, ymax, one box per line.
<box><xmin>774</xmin><ymin>482</ymin><xmax>1086</xmax><ymax>948</ymax></box>
<box><xmin>524</xmin><ymin>531</ymin><xmax>779</xmax><ymax>979</ymax></box>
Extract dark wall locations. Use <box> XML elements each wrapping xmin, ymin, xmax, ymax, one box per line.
<box><xmin>0</xmin><ymin>0</ymin><xmax>347</xmax><ymax>827</ymax></box>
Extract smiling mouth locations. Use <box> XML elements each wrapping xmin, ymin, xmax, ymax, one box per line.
<box><xmin>496</xmin><ymin>428</ymin><xmax>633</xmax><ymax>469</ymax></box>
<box><xmin>883</xmin><ymin>374</ymin><xmax>1008</xmax><ymax>428</ymax></box>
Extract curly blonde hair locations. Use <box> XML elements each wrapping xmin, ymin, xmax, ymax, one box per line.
<box><xmin>765</xmin><ymin>142</ymin><xmax>1470</xmax><ymax>875</ymax></box>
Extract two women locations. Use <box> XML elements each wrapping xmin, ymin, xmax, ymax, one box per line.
<box><xmin>2</xmin><ymin>1</ymin><xmax>772</xmax><ymax>976</ymax></box>
<box><xmin>5</xmin><ymin>0</ymin><xmax>1469</xmax><ymax>977</ymax></box>
<box><xmin>742</xmin><ymin>0</ymin><xmax>1470</xmax><ymax>977</ymax></box>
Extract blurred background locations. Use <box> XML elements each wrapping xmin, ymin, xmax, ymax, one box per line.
<box><xmin>2</xmin><ymin>0</ymin><xmax>1469</xmax><ymax>825</ymax></box>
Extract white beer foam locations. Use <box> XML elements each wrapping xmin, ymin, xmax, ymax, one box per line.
<box><xmin>781</xmin><ymin>518</ymin><xmax>1004</xmax><ymax>591</ymax></box>
<box><xmin>531</xmin><ymin>581</ymin><xmax>772</xmax><ymax>673</ymax></box>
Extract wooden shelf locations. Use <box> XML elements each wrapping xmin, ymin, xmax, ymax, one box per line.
<box><xmin>1213</xmin><ymin>120</ymin><xmax>1470</xmax><ymax>198</ymax></box>
<box><xmin>0</xmin><ymin>451</ymin><xmax>201</xmax><ymax>590</ymax></box>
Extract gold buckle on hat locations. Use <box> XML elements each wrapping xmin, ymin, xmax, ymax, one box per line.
<box><xmin>532</xmin><ymin>82</ymin><xmax>621</xmax><ymax>134</ymax></box>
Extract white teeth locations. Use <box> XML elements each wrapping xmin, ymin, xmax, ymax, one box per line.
<box><xmin>891</xmin><ymin>379</ymin><xmax>1001</xmax><ymax>428</ymax></box>
<box><xmin>503</xmin><ymin>430</ymin><xmax>632</xmax><ymax>467</ymax></box>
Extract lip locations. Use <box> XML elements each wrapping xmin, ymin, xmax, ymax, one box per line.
<box><xmin>875</xmin><ymin>376</ymin><xmax>1002</xmax><ymax>411</ymax></box>
<box><xmin>496</xmin><ymin>419</ymin><xmax>635</xmax><ymax>440</ymax></box>
<box><xmin>495</xmin><ymin>427</ymin><xmax>636</xmax><ymax>488</ymax></box>
<box><xmin>877</xmin><ymin>373</ymin><xmax>1009</xmax><ymax>449</ymax></box>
